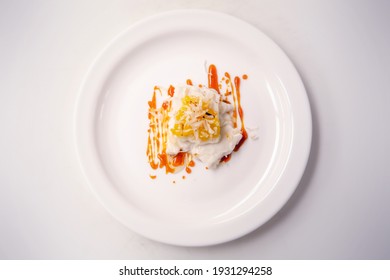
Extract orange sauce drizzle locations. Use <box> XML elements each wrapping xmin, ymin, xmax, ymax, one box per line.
<box><xmin>224</xmin><ymin>72</ymin><xmax>238</xmax><ymax>128</ymax></box>
<box><xmin>186</xmin><ymin>79</ymin><xmax>193</xmax><ymax>86</ymax></box>
<box><xmin>146</xmin><ymin>85</ymin><xmax>192</xmax><ymax>175</ymax></box>
<box><xmin>208</xmin><ymin>64</ymin><xmax>220</xmax><ymax>94</ymax></box>
<box><xmin>146</xmin><ymin>86</ymin><xmax>176</xmax><ymax>174</ymax></box>
<box><xmin>233</xmin><ymin>76</ymin><xmax>248</xmax><ymax>151</ymax></box>
<box><xmin>147</xmin><ymin>88</ymin><xmax>157</xmax><ymax>110</ymax></box>
<box><xmin>242</xmin><ymin>74</ymin><xmax>248</xmax><ymax>80</ymax></box>
<box><xmin>156</xmin><ymin>154</ymin><xmax>174</xmax><ymax>173</ymax></box>
<box><xmin>149</xmin><ymin>175</ymin><xmax>157</xmax><ymax>179</ymax></box>
<box><xmin>162</xmin><ymin>101</ymin><xmax>169</xmax><ymax>110</ymax></box>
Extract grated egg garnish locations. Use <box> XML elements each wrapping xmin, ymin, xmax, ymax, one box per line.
<box><xmin>171</xmin><ymin>91</ymin><xmax>220</xmax><ymax>141</ymax></box>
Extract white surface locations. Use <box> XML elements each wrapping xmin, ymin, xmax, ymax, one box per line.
<box><xmin>75</xmin><ymin>10</ymin><xmax>311</xmax><ymax>246</ymax></box>
<box><xmin>0</xmin><ymin>0</ymin><xmax>389</xmax><ymax>259</ymax></box>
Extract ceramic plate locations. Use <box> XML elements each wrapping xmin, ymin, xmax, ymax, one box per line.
<box><xmin>75</xmin><ymin>10</ymin><xmax>312</xmax><ymax>246</ymax></box>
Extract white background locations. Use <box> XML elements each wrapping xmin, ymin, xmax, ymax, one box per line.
<box><xmin>1</xmin><ymin>0</ymin><xmax>389</xmax><ymax>259</ymax></box>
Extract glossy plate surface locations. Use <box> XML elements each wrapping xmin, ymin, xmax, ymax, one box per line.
<box><xmin>75</xmin><ymin>10</ymin><xmax>312</xmax><ymax>246</ymax></box>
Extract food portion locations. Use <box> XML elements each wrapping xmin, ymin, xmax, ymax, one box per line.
<box><xmin>146</xmin><ymin>64</ymin><xmax>248</xmax><ymax>177</ymax></box>
<box><xmin>166</xmin><ymin>84</ymin><xmax>243</xmax><ymax>168</ymax></box>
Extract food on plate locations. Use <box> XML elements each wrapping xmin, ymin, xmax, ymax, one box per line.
<box><xmin>146</xmin><ymin>64</ymin><xmax>248</xmax><ymax>177</ymax></box>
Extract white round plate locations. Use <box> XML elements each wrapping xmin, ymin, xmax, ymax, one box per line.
<box><xmin>75</xmin><ymin>10</ymin><xmax>312</xmax><ymax>246</ymax></box>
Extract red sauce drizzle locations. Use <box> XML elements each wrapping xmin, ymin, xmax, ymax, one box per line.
<box><xmin>220</xmin><ymin>154</ymin><xmax>232</xmax><ymax>163</ymax></box>
<box><xmin>168</xmin><ymin>85</ymin><xmax>175</xmax><ymax>97</ymax></box>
